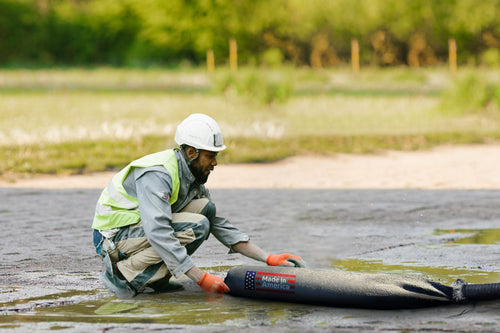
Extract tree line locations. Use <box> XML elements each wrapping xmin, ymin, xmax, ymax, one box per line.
<box><xmin>1</xmin><ymin>0</ymin><xmax>499</xmax><ymax>67</ymax></box>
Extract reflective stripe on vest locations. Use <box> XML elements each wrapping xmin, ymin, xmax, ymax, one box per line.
<box><xmin>92</xmin><ymin>149</ymin><xmax>180</xmax><ymax>230</ymax></box>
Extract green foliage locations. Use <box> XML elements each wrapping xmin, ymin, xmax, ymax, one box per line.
<box><xmin>1</xmin><ymin>0</ymin><xmax>500</xmax><ymax>66</ymax></box>
<box><xmin>211</xmin><ymin>69</ymin><xmax>293</xmax><ymax>104</ymax></box>
<box><xmin>260</xmin><ymin>48</ymin><xmax>285</xmax><ymax>67</ymax></box>
<box><xmin>44</xmin><ymin>1</ymin><xmax>140</xmax><ymax>65</ymax></box>
<box><xmin>481</xmin><ymin>48</ymin><xmax>500</xmax><ymax>67</ymax></box>
<box><xmin>441</xmin><ymin>74</ymin><xmax>500</xmax><ymax>114</ymax></box>
<box><xmin>0</xmin><ymin>0</ymin><xmax>45</xmax><ymax>63</ymax></box>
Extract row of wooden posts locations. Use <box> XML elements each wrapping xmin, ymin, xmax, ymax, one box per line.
<box><xmin>207</xmin><ymin>37</ymin><xmax>458</xmax><ymax>73</ymax></box>
<box><xmin>206</xmin><ymin>38</ymin><xmax>237</xmax><ymax>73</ymax></box>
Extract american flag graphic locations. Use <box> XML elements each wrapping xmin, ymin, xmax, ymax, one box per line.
<box><xmin>245</xmin><ymin>270</ymin><xmax>296</xmax><ymax>294</ymax></box>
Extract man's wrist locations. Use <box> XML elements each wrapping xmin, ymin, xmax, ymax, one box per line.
<box><xmin>185</xmin><ymin>266</ymin><xmax>204</xmax><ymax>282</ymax></box>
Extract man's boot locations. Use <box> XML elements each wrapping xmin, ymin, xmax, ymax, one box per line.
<box><xmin>99</xmin><ymin>270</ymin><xmax>137</xmax><ymax>298</ymax></box>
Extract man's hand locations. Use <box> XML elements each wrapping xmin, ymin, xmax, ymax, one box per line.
<box><xmin>197</xmin><ymin>273</ymin><xmax>230</xmax><ymax>293</ymax></box>
<box><xmin>231</xmin><ymin>241</ymin><xmax>306</xmax><ymax>267</ymax></box>
<box><xmin>266</xmin><ymin>253</ymin><xmax>304</xmax><ymax>267</ymax></box>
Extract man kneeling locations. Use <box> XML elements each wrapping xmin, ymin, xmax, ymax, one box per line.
<box><xmin>92</xmin><ymin>113</ymin><xmax>302</xmax><ymax>297</ymax></box>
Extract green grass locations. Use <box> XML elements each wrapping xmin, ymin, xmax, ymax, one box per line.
<box><xmin>0</xmin><ymin>66</ymin><xmax>499</xmax><ymax>178</ymax></box>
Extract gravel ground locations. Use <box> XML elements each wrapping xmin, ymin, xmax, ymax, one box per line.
<box><xmin>1</xmin><ymin>188</ymin><xmax>500</xmax><ymax>332</ymax></box>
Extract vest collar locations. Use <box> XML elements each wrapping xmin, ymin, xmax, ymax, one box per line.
<box><xmin>175</xmin><ymin>148</ymin><xmax>197</xmax><ymax>185</ymax></box>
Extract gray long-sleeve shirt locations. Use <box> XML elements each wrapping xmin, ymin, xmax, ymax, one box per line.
<box><xmin>122</xmin><ymin>149</ymin><xmax>249</xmax><ymax>278</ymax></box>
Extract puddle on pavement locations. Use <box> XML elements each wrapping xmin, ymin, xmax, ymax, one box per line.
<box><xmin>331</xmin><ymin>228</ymin><xmax>500</xmax><ymax>285</ymax></box>
<box><xmin>0</xmin><ymin>289</ymin><xmax>310</xmax><ymax>326</ymax></box>
<box><xmin>333</xmin><ymin>258</ymin><xmax>500</xmax><ymax>285</ymax></box>
<box><xmin>433</xmin><ymin>228</ymin><xmax>500</xmax><ymax>245</ymax></box>
<box><xmin>0</xmin><ymin>272</ymin><xmax>311</xmax><ymax>327</ymax></box>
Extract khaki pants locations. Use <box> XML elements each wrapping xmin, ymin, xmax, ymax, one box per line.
<box><xmin>98</xmin><ymin>198</ymin><xmax>214</xmax><ymax>292</ymax></box>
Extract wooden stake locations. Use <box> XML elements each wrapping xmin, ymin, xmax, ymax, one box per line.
<box><xmin>207</xmin><ymin>49</ymin><xmax>215</xmax><ymax>73</ymax></box>
<box><xmin>229</xmin><ymin>38</ymin><xmax>238</xmax><ymax>71</ymax></box>
<box><xmin>351</xmin><ymin>38</ymin><xmax>360</xmax><ymax>74</ymax></box>
<box><xmin>449</xmin><ymin>38</ymin><xmax>457</xmax><ymax>73</ymax></box>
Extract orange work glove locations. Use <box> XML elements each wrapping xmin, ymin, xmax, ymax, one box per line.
<box><xmin>266</xmin><ymin>253</ymin><xmax>303</xmax><ymax>266</ymax></box>
<box><xmin>197</xmin><ymin>273</ymin><xmax>230</xmax><ymax>294</ymax></box>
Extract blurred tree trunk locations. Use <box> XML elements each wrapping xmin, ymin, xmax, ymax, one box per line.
<box><xmin>309</xmin><ymin>32</ymin><xmax>339</xmax><ymax>68</ymax></box>
<box><xmin>263</xmin><ymin>32</ymin><xmax>306</xmax><ymax>65</ymax></box>
<box><xmin>36</xmin><ymin>0</ymin><xmax>50</xmax><ymax>14</ymax></box>
<box><xmin>483</xmin><ymin>31</ymin><xmax>500</xmax><ymax>47</ymax></box>
<box><xmin>370</xmin><ymin>30</ymin><xmax>402</xmax><ymax>66</ymax></box>
<box><xmin>407</xmin><ymin>32</ymin><xmax>436</xmax><ymax>67</ymax></box>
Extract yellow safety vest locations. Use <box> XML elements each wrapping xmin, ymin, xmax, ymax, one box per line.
<box><xmin>92</xmin><ymin>149</ymin><xmax>180</xmax><ymax>230</ymax></box>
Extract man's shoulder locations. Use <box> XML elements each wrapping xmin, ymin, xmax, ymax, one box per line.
<box><xmin>134</xmin><ymin>165</ymin><xmax>172</xmax><ymax>181</ymax></box>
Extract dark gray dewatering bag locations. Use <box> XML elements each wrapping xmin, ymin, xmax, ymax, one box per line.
<box><xmin>224</xmin><ymin>266</ymin><xmax>500</xmax><ymax>309</ymax></box>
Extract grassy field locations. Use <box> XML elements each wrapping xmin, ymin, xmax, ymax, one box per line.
<box><xmin>0</xmin><ymin>66</ymin><xmax>499</xmax><ymax>179</ymax></box>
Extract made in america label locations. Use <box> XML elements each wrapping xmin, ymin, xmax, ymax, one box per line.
<box><xmin>244</xmin><ymin>270</ymin><xmax>296</xmax><ymax>294</ymax></box>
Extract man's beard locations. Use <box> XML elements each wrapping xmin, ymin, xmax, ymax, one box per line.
<box><xmin>189</xmin><ymin>163</ymin><xmax>209</xmax><ymax>184</ymax></box>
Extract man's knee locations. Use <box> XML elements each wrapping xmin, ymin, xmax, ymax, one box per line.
<box><xmin>181</xmin><ymin>198</ymin><xmax>216</xmax><ymax>221</ymax></box>
<box><xmin>201</xmin><ymin>201</ymin><xmax>216</xmax><ymax>221</ymax></box>
<box><xmin>194</xmin><ymin>216</ymin><xmax>210</xmax><ymax>240</ymax></box>
<box><xmin>180</xmin><ymin>216</ymin><xmax>210</xmax><ymax>255</ymax></box>
<box><xmin>172</xmin><ymin>213</ymin><xmax>210</xmax><ymax>243</ymax></box>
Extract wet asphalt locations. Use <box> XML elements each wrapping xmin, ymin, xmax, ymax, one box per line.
<box><xmin>1</xmin><ymin>188</ymin><xmax>499</xmax><ymax>332</ymax></box>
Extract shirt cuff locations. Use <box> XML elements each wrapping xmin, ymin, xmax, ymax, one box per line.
<box><xmin>228</xmin><ymin>234</ymin><xmax>251</xmax><ymax>254</ymax></box>
<box><xmin>171</xmin><ymin>257</ymin><xmax>195</xmax><ymax>279</ymax></box>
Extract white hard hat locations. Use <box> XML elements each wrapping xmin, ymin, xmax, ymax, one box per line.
<box><xmin>175</xmin><ymin>113</ymin><xmax>226</xmax><ymax>152</ymax></box>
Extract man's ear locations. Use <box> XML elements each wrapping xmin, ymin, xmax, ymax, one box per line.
<box><xmin>184</xmin><ymin>145</ymin><xmax>198</xmax><ymax>160</ymax></box>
